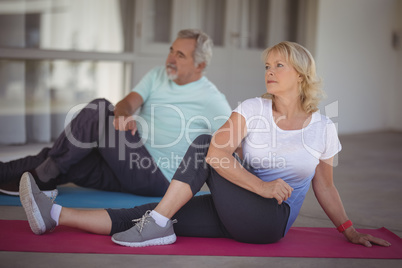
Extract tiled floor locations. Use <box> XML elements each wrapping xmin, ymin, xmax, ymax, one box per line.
<box><xmin>1</xmin><ymin>131</ymin><xmax>401</xmax><ymax>268</ymax></box>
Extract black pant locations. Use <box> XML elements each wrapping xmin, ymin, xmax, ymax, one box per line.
<box><xmin>107</xmin><ymin>134</ymin><xmax>290</xmax><ymax>244</ymax></box>
<box><xmin>1</xmin><ymin>98</ymin><xmax>170</xmax><ymax>197</ymax></box>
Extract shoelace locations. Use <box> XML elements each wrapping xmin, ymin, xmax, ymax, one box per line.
<box><xmin>48</xmin><ymin>190</ymin><xmax>57</xmax><ymax>202</ymax></box>
<box><xmin>131</xmin><ymin>211</ymin><xmax>178</xmax><ymax>233</ymax></box>
<box><xmin>132</xmin><ymin>210</ymin><xmax>152</xmax><ymax>233</ymax></box>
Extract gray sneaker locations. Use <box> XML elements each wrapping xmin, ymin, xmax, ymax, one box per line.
<box><xmin>19</xmin><ymin>172</ymin><xmax>56</xmax><ymax>235</ymax></box>
<box><xmin>111</xmin><ymin>210</ymin><xmax>178</xmax><ymax>247</ymax></box>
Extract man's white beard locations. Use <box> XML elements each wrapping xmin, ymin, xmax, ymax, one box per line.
<box><xmin>167</xmin><ymin>72</ymin><xmax>178</xmax><ymax>81</ymax></box>
<box><xmin>166</xmin><ymin>64</ymin><xmax>178</xmax><ymax>81</ymax></box>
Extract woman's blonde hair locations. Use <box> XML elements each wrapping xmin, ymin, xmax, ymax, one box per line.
<box><xmin>261</xmin><ymin>41</ymin><xmax>324</xmax><ymax>113</ymax></box>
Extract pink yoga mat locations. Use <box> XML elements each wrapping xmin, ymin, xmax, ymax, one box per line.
<box><xmin>0</xmin><ymin>220</ymin><xmax>401</xmax><ymax>259</ymax></box>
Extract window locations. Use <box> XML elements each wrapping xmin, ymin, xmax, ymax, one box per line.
<box><xmin>0</xmin><ymin>0</ymin><xmax>132</xmax><ymax>52</ymax></box>
<box><xmin>135</xmin><ymin>0</ymin><xmax>227</xmax><ymax>54</ymax></box>
<box><xmin>0</xmin><ymin>0</ymin><xmax>134</xmax><ymax>144</ymax></box>
<box><xmin>229</xmin><ymin>0</ymin><xmax>311</xmax><ymax>50</ymax></box>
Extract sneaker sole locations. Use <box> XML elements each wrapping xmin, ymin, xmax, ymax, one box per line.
<box><xmin>111</xmin><ymin>233</ymin><xmax>177</xmax><ymax>247</ymax></box>
<box><xmin>0</xmin><ymin>189</ymin><xmax>20</xmax><ymax>196</ymax></box>
<box><xmin>19</xmin><ymin>173</ymin><xmax>46</xmax><ymax>235</ymax></box>
<box><xmin>0</xmin><ymin>188</ymin><xmax>58</xmax><ymax>199</ymax></box>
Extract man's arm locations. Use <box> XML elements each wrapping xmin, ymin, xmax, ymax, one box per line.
<box><xmin>113</xmin><ymin>92</ymin><xmax>144</xmax><ymax>135</ymax></box>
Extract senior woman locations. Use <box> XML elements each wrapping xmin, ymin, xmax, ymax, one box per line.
<box><xmin>20</xmin><ymin>41</ymin><xmax>390</xmax><ymax>248</ymax></box>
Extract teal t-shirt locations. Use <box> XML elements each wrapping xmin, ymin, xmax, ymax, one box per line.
<box><xmin>132</xmin><ymin>66</ymin><xmax>232</xmax><ymax>181</ymax></box>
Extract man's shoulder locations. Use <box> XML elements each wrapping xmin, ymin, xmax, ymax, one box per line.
<box><xmin>198</xmin><ymin>77</ymin><xmax>224</xmax><ymax>96</ymax></box>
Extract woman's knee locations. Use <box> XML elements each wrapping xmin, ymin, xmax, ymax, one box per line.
<box><xmin>192</xmin><ymin>134</ymin><xmax>212</xmax><ymax>147</ymax></box>
<box><xmin>187</xmin><ymin>134</ymin><xmax>212</xmax><ymax>159</ymax></box>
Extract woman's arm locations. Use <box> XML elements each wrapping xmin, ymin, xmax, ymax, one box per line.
<box><xmin>206</xmin><ymin>112</ymin><xmax>293</xmax><ymax>204</ymax></box>
<box><xmin>312</xmin><ymin>158</ymin><xmax>391</xmax><ymax>247</ymax></box>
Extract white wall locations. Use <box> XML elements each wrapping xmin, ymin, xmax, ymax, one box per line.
<box><xmin>206</xmin><ymin>48</ymin><xmax>265</xmax><ymax>108</ymax></box>
<box><xmin>315</xmin><ymin>0</ymin><xmax>400</xmax><ymax>134</ymax></box>
<box><xmin>390</xmin><ymin>0</ymin><xmax>402</xmax><ymax>131</ymax></box>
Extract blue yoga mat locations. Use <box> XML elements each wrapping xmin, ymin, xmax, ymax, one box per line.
<box><xmin>0</xmin><ymin>186</ymin><xmax>209</xmax><ymax>208</ymax></box>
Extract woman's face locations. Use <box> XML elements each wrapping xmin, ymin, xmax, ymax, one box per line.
<box><xmin>264</xmin><ymin>50</ymin><xmax>301</xmax><ymax>98</ymax></box>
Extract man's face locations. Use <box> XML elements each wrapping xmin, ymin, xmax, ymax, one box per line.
<box><xmin>165</xmin><ymin>38</ymin><xmax>203</xmax><ymax>85</ymax></box>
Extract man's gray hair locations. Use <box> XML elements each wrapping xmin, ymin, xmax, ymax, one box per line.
<box><xmin>177</xmin><ymin>29</ymin><xmax>213</xmax><ymax>67</ymax></box>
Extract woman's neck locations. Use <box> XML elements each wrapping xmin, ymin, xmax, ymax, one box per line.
<box><xmin>272</xmin><ymin>96</ymin><xmax>304</xmax><ymax>119</ymax></box>
<box><xmin>271</xmin><ymin>96</ymin><xmax>312</xmax><ymax>131</ymax></box>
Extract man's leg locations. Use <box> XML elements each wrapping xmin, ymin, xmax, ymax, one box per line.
<box><xmin>46</xmin><ymin>98</ymin><xmax>113</xmax><ymax>175</ymax></box>
<box><xmin>7</xmin><ymin>97</ymin><xmax>168</xmax><ymax>197</ymax></box>
<box><xmin>55</xmin><ymin>150</ymin><xmax>122</xmax><ymax>192</ymax></box>
<box><xmin>0</xmin><ymin>148</ymin><xmax>50</xmax><ymax>195</ymax></box>
<box><xmin>1</xmin><ymin>98</ymin><xmax>118</xmax><ymax>195</ymax></box>
<box><xmin>48</xmin><ymin>98</ymin><xmax>169</xmax><ymax>196</ymax></box>
<box><xmin>0</xmin><ymin>147</ymin><xmax>50</xmax><ymax>184</ymax></box>
<box><xmin>95</xmin><ymin>123</ymin><xmax>170</xmax><ymax>196</ymax></box>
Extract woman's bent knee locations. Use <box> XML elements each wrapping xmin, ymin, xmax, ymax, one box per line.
<box><xmin>192</xmin><ymin>134</ymin><xmax>212</xmax><ymax>147</ymax></box>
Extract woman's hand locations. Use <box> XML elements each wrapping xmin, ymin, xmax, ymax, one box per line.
<box><xmin>343</xmin><ymin>227</ymin><xmax>391</xmax><ymax>247</ymax></box>
<box><xmin>258</xmin><ymin>179</ymin><xmax>294</xmax><ymax>204</ymax></box>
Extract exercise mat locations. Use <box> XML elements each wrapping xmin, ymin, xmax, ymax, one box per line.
<box><xmin>0</xmin><ymin>220</ymin><xmax>400</xmax><ymax>259</ymax></box>
<box><xmin>0</xmin><ymin>186</ymin><xmax>208</xmax><ymax>208</ymax></box>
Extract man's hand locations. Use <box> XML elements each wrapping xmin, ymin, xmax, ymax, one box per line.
<box><xmin>113</xmin><ymin>115</ymin><xmax>137</xmax><ymax>135</ymax></box>
<box><xmin>112</xmin><ymin>92</ymin><xmax>144</xmax><ymax>136</ymax></box>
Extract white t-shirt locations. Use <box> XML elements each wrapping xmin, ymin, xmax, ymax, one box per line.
<box><xmin>233</xmin><ymin>97</ymin><xmax>342</xmax><ymax>234</ymax></box>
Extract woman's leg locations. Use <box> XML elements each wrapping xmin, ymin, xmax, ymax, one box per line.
<box><xmin>152</xmin><ymin>180</ymin><xmax>192</xmax><ymax>218</ymax></box>
<box><xmin>111</xmin><ymin>134</ymin><xmax>289</xmax><ymax>245</ymax></box>
<box><xmin>151</xmin><ymin>134</ymin><xmax>213</xmax><ymax>218</ymax></box>
<box><xmin>159</xmin><ymin>134</ymin><xmax>290</xmax><ymax>244</ymax></box>
<box><xmin>109</xmin><ymin>135</ymin><xmax>229</xmax><ymax>246</ymax></box>
<box><xmin>20</xmin><ymin>171</ymin><xmax>114</xmax><ymax>235</ymax></box>
<box><xmin>107</xmin><ymin>195</ymin><xmax>231</xmax><ymax>238</ymax></box>
<box><xmin>206</xmin><ymin>170</ymin><xmax>290</xmax><ymax>244</ymax></box>
<box><xmin>59</xmin><ymin>208</ymin><xmax>112</xmax><ymax>235</ymax></box>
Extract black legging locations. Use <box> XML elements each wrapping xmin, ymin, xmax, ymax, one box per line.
<box><xmin>107</xmin><ymin>134</ymin><xmax>290</xmax><ymax>244</ymax></box>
